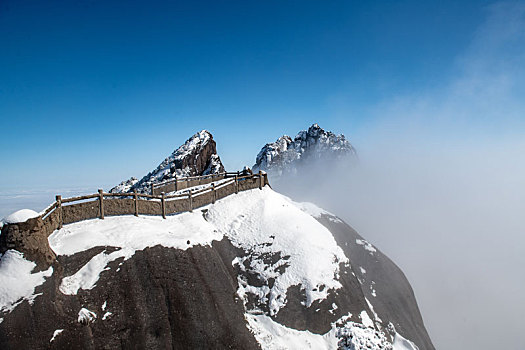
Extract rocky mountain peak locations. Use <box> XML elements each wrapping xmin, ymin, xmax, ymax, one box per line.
<box><xmin>253</xmin><ymin>123</ymin><xmax>356</xmax><ymax>175</ymax></box>
<box><xmin>110</xmin><ymin>130</ymin><xmax>225</xmax><ymax>194</ymax></box>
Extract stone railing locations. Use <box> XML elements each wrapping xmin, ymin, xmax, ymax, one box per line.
<box><xmin>39</xmin><ymin>171</ymin><xmax>268</xmax><ymax>238</ymax></box>
<box><xmin>151</xmin><ymin>171</ymin><xmax>245</xmax><ymax>195</ymax></box>
<box><xmin>0</xmin><ymin>171</ymin><xmax>268</xmax><ymax>269</ymax></box>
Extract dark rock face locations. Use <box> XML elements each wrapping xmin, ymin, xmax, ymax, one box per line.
<box><xmin>110</xmin><ymin>130</ymin><xmax>225</xmax><ymax>194</ymax></box>
<box><xmin>0</xmin><ymin>215</ymin><xmax>433</xmax><ymax>349</ymax></box>
<box><xmin>0</xmin><ymin>217</ymin><xmax>56</xmax><ymax>270</ymax></box>
<box><xmin>253</xmin><ymin>124</ymin><xmax>356</xmax><ymax>175</ymax></box>
<box><xmin>0</xmin><ymin>242</ymin><xmax>260</xmax><ymax>350</ymax></box>
<box><xmin>317</xmin><ymin>214</ymin><xmax>435</xmax><ymax>350</ymax></box>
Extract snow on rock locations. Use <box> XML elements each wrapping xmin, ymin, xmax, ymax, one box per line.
<box><xmin>253</xmin><ymin>123</ymin><xmax>356</xmax><ymax>175</ymax></box>
<box><xmin>2</xmin><ymin>209</ymin><xmax>40</xmax><ymax>224</ymax></box>
<box><xmin>0</xmin><ymin>250</ymin><xmax>53</xmax><ymax>313</ymax></box>
<box><xmin>49</xmin><ymin>213</ymin><xmax>221</xmax><ymax>257</ymax></box>
<box><xmin>356</xmin><ymin>239</ymin><xmax>377</xmax><ymax>254</ymax></box>
<box><xmin>102</xmin><ymin>311</ymin><xmax>113</xmax><ymax>320</ymax></box>
<box><xmin>247</xmin><ymin>312</ymin><xmax>393</xmax><ymax>350</ymax></box>
<box><xmin>360</xmin><ymin>310</ymin><xmax>375</xmax><ymax>329</ymax></box>
<box><xmin>50</xmin><ymin>329</ymin><xmax>63</xmax><ymax>343</ymax></box>
<box><xmin>393</xmin><ymin>332</ymin><xmax>419</xmax><ymax>350</ymax></box>
<box><xmin>246</xmin><ymin>313</ymin><xmax>338</xmax><ymax>349</ymax></box>
<box><xmin>207</xmin><ymin>187</ymin><xmax>348</xmax><ymax>315</ymax></box>
<box><xmin>50</xmin><ymin>212</ymin><xmax>221</xmax><ymax>295</ymax></box>
<box><xmin>49</xmin><ymin>187</ymin><xmax>347</xmax><ymax>314</ymax></box>
<box><xmin>111</xmin><ymin>130</ymin><xmax>225</xmax><ymax>194</ymax></box>
<box><xmin>59</xmin><ymin>248</ymin><xmax>134</xmax><ymax>295</ymax></box>
<box><xmin>109</xmin><ymin>177</ymin><xmax>138</xmax><ymax>194</ymax></box>
<box><xmin>77</xmin><ymin>308</ymin><xmax>97</xmax><ymax>324</ymax></box>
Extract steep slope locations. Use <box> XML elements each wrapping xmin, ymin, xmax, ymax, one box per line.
<box><xmin>110</xmin><ymin>130</ymin><xmax>225</xmax><ymax>194</ymax></box>
<box><xmin>253</xmin><ymin>124</ymin><xmax>356</xmax><ymax>176</ymax></box>
<box><xmin>0</xmin><ymin>188</ymin><xmax>433</xmax><ymax>349</ymax></box>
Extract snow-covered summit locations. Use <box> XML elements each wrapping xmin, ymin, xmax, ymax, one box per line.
<box><xmin>111</xmin><ymin>130</ymin><xmax>225</xmax><ymax>194</ymax></box>
<box><xmin>253</xmin><ymin>123</ymin><xmax>356</xmax><ymax>175</ymax></box>
<box><xmin>0</xmin><ymin>186</ymin><xmax>431</xmax><ymax>349</ymax></box>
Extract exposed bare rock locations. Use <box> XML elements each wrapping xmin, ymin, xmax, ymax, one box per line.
<box><xmin>0</xmin><ymin>216</ymin><xmax>56</xmax><ymax>270</ymax></box>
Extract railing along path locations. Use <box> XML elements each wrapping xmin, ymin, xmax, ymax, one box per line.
<box><xmin>39</xmin><ymin>171</ymin><xmax>268</xmax><ymax>238</ymax></box>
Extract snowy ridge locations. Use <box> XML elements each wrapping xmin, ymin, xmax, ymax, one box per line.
<box><xmin>253</xmin><ymin>124</ymin><xmax>356</xmax><ymax>175</ymax></box>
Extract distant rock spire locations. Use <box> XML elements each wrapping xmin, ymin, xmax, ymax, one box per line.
<box><xmin>253</xmin><ymin>123</ymin><xmax>356</xmax><ymax>175</ymax></box>
<box><xmin>110</xmin><ymin>130</ymin><xmax>225</xmax><ymax>194</ymax></box>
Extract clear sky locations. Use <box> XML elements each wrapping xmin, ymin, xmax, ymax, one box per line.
<box><xmin>0</xmin><ymin>0</ymin><xmax>504</xmax><ymax>191</ymax></box>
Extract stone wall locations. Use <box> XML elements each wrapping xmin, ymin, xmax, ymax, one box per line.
<box><xmin>63</xmin><ymin>200</ymin><xmax>100</xmax><ymax>225</ymax></box>
<box><xmin>153</xmin><ymin>174</ymin><xmax>227</xmax><ymax>195</ymax></box>
<box><xmin>137</xmin><ymin>199</ymin><xmax>162</xmax><ymax>216</ymax></box>
<box><xmin>165</xmin><ymin>198</ymin><xmax>189</xmax><ymax>215</ymax></box>
<box><xmin>0</xmin><ymin>216</ymin><xmax>56</xmax><ymax>269</ymax></box>
<box><xmin>105</xmin><ymin>198</ymin><xmax>135</xmax><ymax>216</ymax></box>
<box><xmin>1</xmin><ymin>175</ymin><xmax>270</xmax><ymax>267</ymax></box>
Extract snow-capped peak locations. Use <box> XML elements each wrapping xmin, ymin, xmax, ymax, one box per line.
<box><xmin>253</xmin><ymin>123</ymin><xmax>356</xmax><ymax>175</ymax></box>
<box><xmin>110</xmin><ymin>130</ymin><xmax>225</xmax><ymax>194</ymax></box>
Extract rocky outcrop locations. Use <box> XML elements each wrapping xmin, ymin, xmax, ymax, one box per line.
<box><xmin>0</xmin><ymin>212</ymin><xmax>433</xmax><ymax>349</ymax></box>
<box><xmin>108</xmin><ymin>177</ymin><xmax>138</xmax><ymax>194</ymax></box>
<box><xmin>0</xmin><ymin>216</ymin><xmax>56</xmax><ymax>271</ymax></box>
<box><xmin>111</xmin><ymin>130</ymin><xmax>225</xmax><ymax>194</ymax></box>
<box><xmin>253</xmin><ymin>123</ymin><xmax>356</xmax><ymax>176</ymax></box>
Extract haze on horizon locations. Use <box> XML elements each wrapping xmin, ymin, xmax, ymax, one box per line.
<box><xmin>1</xmin><ymin>1</ymin><xmax>525</xmax><ymax>349</ymax></box>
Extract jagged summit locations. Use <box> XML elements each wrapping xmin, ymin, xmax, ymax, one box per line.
<box><xmin>253</xmin><ymin>123</ymin><xmax>356</xmax><ymax>175</ymax></box>
<box><xmin>110</xmin><ymin>130</ymin><xmax>225</xmax><ymax>194</ymax></box>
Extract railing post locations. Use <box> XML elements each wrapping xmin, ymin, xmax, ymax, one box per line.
<box><xmin>151</xmin><ymin>183</ymin><xmax>155</xmax><ymax>195</ymax></box>
<box><xmin>133</xmin><ymin>189</ymin><xmax>138</xmax><ymax>216</ymax></box>
<box><xmin>98</xmin><ymin>189</ymin><xmax>104</xmax><ymax>219</ymax></box>
<box><xmin>161</xmin><ymin>192</ymin><xmax>166</xmax><ymax>219</ymax></box>
<box><xmin>258</xmin><ymin>170</ymin><xmax>263</xmax><ymax>190</ymax></box>
<box><xmin>188</xmin><ymin>190</ymin><xmax>193</xmax><ymax>213</ymax></box>
<box><xmin>235</xmin><ymin>174</ymin><xmax>239</xmax><ymax>194</ymax></box>
<box><xmin>56</xmin><ymin>195</ymin><xmax>63</xmax><ymax>229</ymax></box>
<box><xmin>212</xmin><ymin>183</ymin><xmax>216</xmax><ymax>204</ymax></box>
<box><xmin>174</xmin><ymin>175</ymin><xmax>178</xmax><ymax>191</ymax></box>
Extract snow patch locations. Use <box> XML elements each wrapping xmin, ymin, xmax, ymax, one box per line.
<box><xmin>50</xmin><ymin>329</ymin><xmax>63</xmax><ymax>343</ymax></box>
<box><xmin>49</xmin><ymin>213</ymin><xmax>220</xmax><ymax>257</ymax></box>
<box><xmin>0</xmin><ymin>250</ymin><xmax>53</xmax><ymax>313</ymax></box>
<box><xmin>78</xmin><ymin>308</ymin><xmax>96</xmax><ymax>324</ymax></box>
<box><xmin>246</xmin><ymin>313</ymin><xmax>337</xmax><ymax>349</ymax></box>
<box><xmin>102</xmin><ymin>311</ymin><xmax>113</xmax><ymax>320</ymax></box>
<box><xmin>360</xmin><ymin>310</ymin><xmax>375</xmax><ymax>328</ymax></box>
<box><xmin>3</xmin><ymin>209</ymin><xmax>39</xmax><ymax>224</ymax></box>
<box><xmin>60</xmin><ymin>248</ymin><xmax>134</xmax><ymax>295</ymax></box>
<box><xmin>247</xmin><ymin>312</ymin><xmax>394</xmax><ymax>350</ymax></box>
<box><xmin>356</xmin><ymin>239</ymin><xmax>377</xmax><ymax>254</ymax></box>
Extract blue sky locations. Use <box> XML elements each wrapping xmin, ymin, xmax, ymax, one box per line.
<box><xmin>0</xmin><ymin>0</ymin><xmax>520</xmax><ymax>191</ymax></box>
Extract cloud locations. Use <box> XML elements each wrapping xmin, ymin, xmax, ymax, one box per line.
<box><xmin>276</xmin><ymin>3</ymin><xmax>525</xmax><ymax>349</ymax></box>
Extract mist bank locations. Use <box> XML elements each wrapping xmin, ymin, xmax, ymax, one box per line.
<box><xmin>271</xmin><ymin>132</ymin><xmax>525</xmax><ymax>350</ymax></box>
